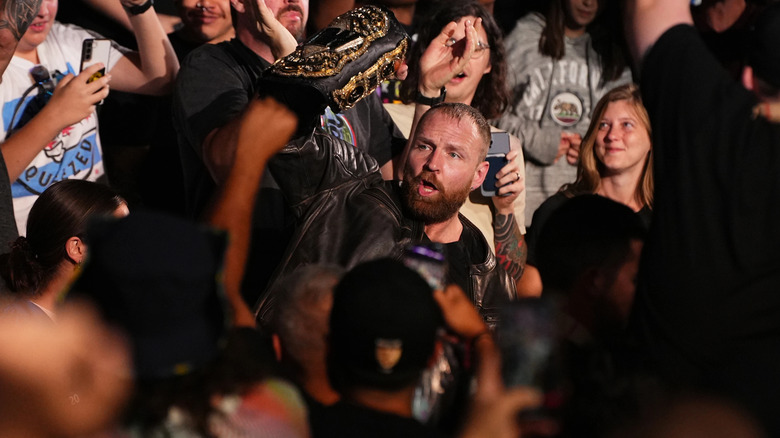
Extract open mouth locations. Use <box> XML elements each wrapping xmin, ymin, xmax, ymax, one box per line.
<box><xmin>418</xmin><ymin>179</ymin><xmax>440</xmax><ymax>196</ymax></box>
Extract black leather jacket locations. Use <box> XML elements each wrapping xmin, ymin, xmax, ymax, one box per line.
<box><xmin>254</xmin><ymin>130</ymin><xmax>516</xmax><ymax>327</ymax></box>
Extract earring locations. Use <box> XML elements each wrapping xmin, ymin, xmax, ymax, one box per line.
<box><xmin>195</xmin><ymin>1</ymin><xmax>203</xmax><ymax>7</ymax></box>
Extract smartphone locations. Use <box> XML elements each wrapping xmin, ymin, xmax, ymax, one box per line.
<box><xmin>480</xmin><ymin>131</ymin><xmax>511</xmax><ymax>197</ymax></box>
<box><xmin>80</xmin><ymin>38</ymin><xmax>111</xmax><ymax>84</ymax></box>
<box><xmin>403</xmin><ymin>243</ymin><xmax>446</xmax><ymax>291</ymax></box>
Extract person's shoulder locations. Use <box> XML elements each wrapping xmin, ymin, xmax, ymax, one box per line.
<box><xmin>41</xmin><ymin>21</ymin><xmax>96</xmax><ymax>52</ymax></box>
<box><xmin>530</xmin><ymin>192</ymin><xmax>570</xmax><ymax>230</ymax></box>
<box><xmin>509</xmin><ymin>12</ymin><xmax>545</xmax><ymax>37</ymax></box>
<box><xmin>540</xmin><ymin>191</ymin><xmax>570</xmax><ymax>211</ymax></box>
<box><xmin>504</xmin><ymin>13</ymin><xmax>545</xmax><ymax>57</ymax></box>
<box><xmin>640</xmin><ymin>23</ymin><xmax>754</xmax><ymax>119</ymax></box>
<box><xmin>177</xmin><ymin>39</ymin><xmax>254</xmax><ymax>89</ymax></box>
<box><xmin>517</xmin><ymin>12</ymin><xmax>545</xmax><ymax>29</ymax></box>
<box><xmin>641</xmin><ymin>24</ymin><xmax>700</xmax><ymax>75</ymax></box>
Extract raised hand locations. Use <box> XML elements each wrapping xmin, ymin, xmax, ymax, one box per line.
<box><xmin>236</xmin><ymin>97</ymin><xmax>298</xmax><ymax>163</ymax></box>
<box><xmin>44</xmin><ymin>63</ymin><xmax>111</xmax><ymax>130</ymax></box>
<box><xmin>248</xmin><ymin>0</ymin><xmax>298</xmax><ymax>60</ymax></box>
<box><xmin>417</xmin><ymin>18</ymin><xmax>480</xmax><ymax>96</ymax></box>
<box><xmin>433</xmin><ymin>284</ymin><xmax>489</xmax><ymax>340</ymax></box>
<box><xmin>492</xmin><ymin>149</ymin><xmax>524</xmax><ymax>214</ymax></box>
<box><xmin>563</xmin><ymin>132</ymin><xmax>582</xmax><ymax>165</ymax></box>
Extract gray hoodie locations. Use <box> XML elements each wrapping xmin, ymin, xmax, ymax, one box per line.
<box><xmin>496</xmin><ymin>13</ymin><xmax>631</xmax><ymax>226</ymax></box>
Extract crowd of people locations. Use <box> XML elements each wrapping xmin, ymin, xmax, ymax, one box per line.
<box><xmin>0</xmin><ymin>0</ymin><xmax>779</xmax><ymax>436</ymax></box>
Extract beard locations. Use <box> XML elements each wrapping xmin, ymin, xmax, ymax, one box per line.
<box><xmin>401</xmin><ymin>169</ymin><xmax>472</xmax><ymax>225</ymax></box>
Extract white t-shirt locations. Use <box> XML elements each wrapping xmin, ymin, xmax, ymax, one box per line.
<box><xmin>0</xmin><ymin>22</ymin><xmax>125</xmax><ymax>234</ymax></box>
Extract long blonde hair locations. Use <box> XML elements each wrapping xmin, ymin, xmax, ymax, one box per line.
<box><xmin>562</xmin><ymin>83</ymin><xmax>653</xmax><ymax>209</ymax></box>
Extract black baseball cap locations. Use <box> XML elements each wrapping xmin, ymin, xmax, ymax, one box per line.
<box><xmin>327</xmin><ymin>258</ymin><xmax>443</xmax><ymax>391</ymax></box>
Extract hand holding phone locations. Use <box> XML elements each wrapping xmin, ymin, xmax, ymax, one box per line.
<box><xmin>481</xmin><ymin>132</ymin><xmax>511</xmax><ymax>197</ymax></box>
<box><xmin>42</xmin><ymin>64</ymin><xmax>111</xmax><ymax>129</ymax></box>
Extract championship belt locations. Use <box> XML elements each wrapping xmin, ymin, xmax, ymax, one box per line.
<box><xmin>258</xmin><ymin>5</ymin><xmax>409</xmax><ymax>117</ymax></box>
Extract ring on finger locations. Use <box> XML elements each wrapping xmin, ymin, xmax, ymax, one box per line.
<box><xmin>515</xmin><ymin>172</ymin><xmax>520</xmax><ymax>182</ymax></box>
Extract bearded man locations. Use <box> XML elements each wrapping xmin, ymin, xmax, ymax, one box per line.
<box><xmin>254</xmin><ymin>101</ymin><xmax>516</xmax><ymax>327</ymax></box>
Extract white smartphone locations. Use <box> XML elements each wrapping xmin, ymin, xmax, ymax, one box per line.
<box><xmin>80</xmin><ymin>38</ymin><xmax>111</xmax><ymax>104</ymax></box>
<box><xmin>80</xmin><ymin>38</ymin><xmax>112</xmax><ymax>82</ymax></box>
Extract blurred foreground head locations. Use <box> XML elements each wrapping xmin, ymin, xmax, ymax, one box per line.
<box><xmin>537</xmin><ymin>195</ymin><xmax>646</xmax><ymax>332</ymax></box>
<box><xmin>68</xmin><ymin>210</ymin><xmax>229</xmax><ymax>380</ymax></box>
<box><xmin>0</xmin><ymin>304</ymin><xmax>132</xmax><ymax>438</ymax></box>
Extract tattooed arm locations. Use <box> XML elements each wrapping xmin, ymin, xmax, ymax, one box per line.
<box><xmin>491</xmin><ymin>148</ymin><xmax>527</xmax><ymax>281</ymax></box>
<box><xmin>0</xmin><ymin>0</ymin><xmax>41</xmax><ymax>75</ymax></box>
<box><xmin>493</xmin><ymin>212</ymin><xmax>526</xmax><ymax>281</ymax></box>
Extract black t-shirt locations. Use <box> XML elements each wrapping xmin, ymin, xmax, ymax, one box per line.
<box><xmin>173</xmin><ymin>38</ymin><xmax>271</xmax><ymax>217</ymax></box>
<box><xmin>168</xmin><ymin>31</ymin><xmax>205</xmax><ymax>61</ymax></box>
<box><xmin>419</xmin><ymin>217</ymin><xmax>487</xmax><ymax>294</ymax></box>
<box><xmin>633</xmin><ymin>24</ymin><xmax>780</xmax><ymax>434</ymax></box>
<box><xmin>309</xmin><ymin>400</ymin><xmax>448</xmax><ymax>438</ymax></box>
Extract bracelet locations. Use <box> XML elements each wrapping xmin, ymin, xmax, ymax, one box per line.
<box><xmin>414</xmin><ymin>87</ymin><xmax>446</xmax><ymax>106</ymax></box>
<box><xmin>123</xmin><ymin>0</ymin><xmax>154</xmax><ymax>15</ymax></box>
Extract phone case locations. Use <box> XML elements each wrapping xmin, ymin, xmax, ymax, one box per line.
<box><xmin>481</xmin><ymin>154</ymin><xmax>506</xmax><ymax>197</ymax></box>
<box><xmin>80</xmin><ymin>38</ymin><xmax>111</xmax><ymax>83</ymax></box>
<box><xmin>480</xmin><ymin>131</ymin><xmax>512</xmax><ymax>197</ymax></box>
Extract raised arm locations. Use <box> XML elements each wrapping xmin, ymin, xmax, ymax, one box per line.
<box><xmin>208</xmin><ymin>97</ymin><xmax>298</xmax><ymax>327</ymax></box>
<box><xmin>107</xmin><ymin>0</ymin><xmax>179</xmax><ymax>95</ymax></box>
<box><xmin>625</xmin><ymin>0</ymin><xmax>693</xmax><ymax>71</ymax></box>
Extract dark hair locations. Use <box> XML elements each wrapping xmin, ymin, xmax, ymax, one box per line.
<box><xmin>539</xmin><ymin>0</ymin><xmax>629</xmax><ymax>85</ymax></box>
<box><xmin>0</xmin><ymin>180</ymin><xmax>125</xmax><ymax>295</ymax></box>
<box><xmin>400</xmin><ymin>0</ymin><xmax>509</xmax><ymax>119</ymax></box>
